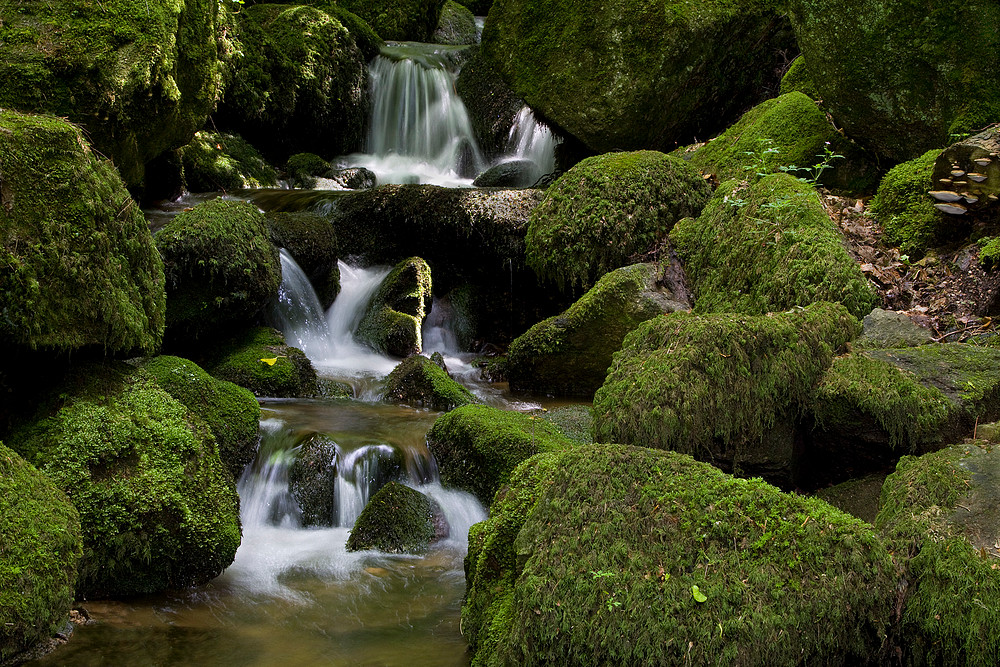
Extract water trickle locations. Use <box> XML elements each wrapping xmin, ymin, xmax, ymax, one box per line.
<box><xmin>504</xmin><ymin>106</ymin><xmax>560</xmax><ymax>184</ymax></box>
<box><xmin>271</xmin><ymin>249</ymin><xmax>335</xmax><ymax>360</ymax></box>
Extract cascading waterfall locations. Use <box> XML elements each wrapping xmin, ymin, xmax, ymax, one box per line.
<box><xmin>504</xmin><ymin>106</ymin><xmax>560</xmax><ymax>184</ymax></box>
<box><xmin>271</xmin><ymin>249</ymin><xmax>335</xmax><ymax>360</ymax></box>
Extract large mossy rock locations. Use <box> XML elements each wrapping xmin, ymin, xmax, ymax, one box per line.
<box><xmin>382</xmin><ymin>354</ymin><xmax>478</xmax><ymax>411</ymax></box>
<box><xmin>868</xmin><ymin>149</ymin><xmax>951</xmax><ymax>259</ymax></box>
<box><xmin>179</xmin><ymin>131</ymin><xmax>278</xmax><ymax>193</ymax></box>
<box><xmin>288</xmin><ymin>435</ymin><xmax>338</xmax><ymax>527</ymax></box>
<box><xmin>786</xmin><ymin>0</ymin><xmax>1000</xmax><ymax>163</ymax></box>
<box><xmin>671</xmin><ymin>173</ymin><xmax>877</xmax><ymax>319</ymax></box>
<box><xmin>0</xmin><ymin>443</ymin><xmax>82</xmax><ymax>664</ymax></box>
<box><xmin>426</xmin><ymin>404</ymin><xmax>577</xmax><ymax>506</ymax></box>
<box><xmin>0</xmin><ymin>0</ymin><xmax>226</xmax><ymax>190</ymax></box>
<box><xmin>433</xmin><ymin>0</ymin><xmax>477</xmax><ymax>45</ymax></box>
<box><xmin>526</xmin><ymin>151</ymin><xmax>711</xmax><ymax>292</ymax></box>
<box><xmin>357</xmin><ymin>257</ymin><xmax>433</xmax><ymax>358</ymax></box>
<box><xmin>6</xmin><ymin>363</ymin><xmax>241</xmax><ymax>598</ymax></box>
<box><xmin>140</xmin><ymin>355</ymin><xmax>261</xmax><ymax>480</ymax></box>
<box><xmin>0</xmin><ymin>110</ymin><xmax>166</xmax><ymax>358</ymax></box>
<box><xmin>506</xmin><ymin>263</ymin><xmax>689</xmax><ymax>398</ymax></box>
<box><xmin>204</xmin><ymin>327</ymin><xmax>319</xmax><ymax>398</ymax></box>
<box><xmin>217</xmin><ymin>4</ymin><xmax>370</xmax><ymax>160</ymax></box>
<box><xmin>464</xmin><ymin>445</ymin><xmax>895</xmax><ymax>667</ymax></box>
<box><xmin>266</xmin><ymin>211</ymin><xmax>341</xmax><ymax>309</ymax></box>
<box><xmin>155</xmin><ymin>198</ymin><xmax>281</xmax><ymax>342</ymax></box>
<box><xmin>456</xmin><ymin>47</ymin><xmax>528</xmax><ymax>159</ymax></box>
<box><xmin>876</xmin><ymin>443</ymin><xmax>1000</xmax><ymax>664</ymax></box>
<box><xmin>592</xmin><ymin>302</ymin><xmax>860</xmax><ymax>486</ymax></box>
<box><xmin>480</xmin><ymin>0</ymin><xmax>794</xmax><ymax>153</ymax></box>
<box><xmin>337</xmin><ymin>0</ymin><xmax>443</xmax><ymax>41</ymax></box>
<box><xmin>346</xmin><ymin>482</ymin><xmax>443</xmax><ymax>554</ymax></box>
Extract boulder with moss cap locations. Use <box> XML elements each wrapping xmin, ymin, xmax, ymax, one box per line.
<box><xmin>382</xmin><ymin>354</ymin><xmax>478</xmax><ymax>411</ymax></box>
<box><xmin>179</xmin><ymin>131</ymin><xmax>278</xmax><ymax>193</ymax></box>
<box><xmin>204</xmin><ymin>327</ymin><xmax>319</xmax><ymax>398</ymax></box>
<box><xmin>357</xmin><ymin>257</ymin><xmax>433</xmax><ymax>358</ymax></box>
<box><xmin>346</xmin><ymin>482</ymin><xmax>446</xmax><ymax>553</ymax></box>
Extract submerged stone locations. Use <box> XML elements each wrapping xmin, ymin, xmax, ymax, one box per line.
<box><xmin>472</xmin><ymin>159</ymin><xmax>540</xmax><ymax>188</ymax></box>
<box><xmin>346</xmin><ymin>481</ymin><xmax>445</xmax><ymax>554</ymax></box>
<box><xmin>357</xmin><ymin>257</ymin><xmax>433</xmax><ymax>358</ymax></box>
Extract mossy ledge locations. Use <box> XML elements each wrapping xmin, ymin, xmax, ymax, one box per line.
<box><xmin>203</xmin><ymin>326</ymin><xmax>319</xmax><ymax>398</ymax></box>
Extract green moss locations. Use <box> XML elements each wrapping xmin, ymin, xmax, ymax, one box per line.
<box><xmin>671</xmin><ymin>173</ymin><xmax>877</xmax><ymax>318</ymax></box>
<box><xmin>155</xmin><ymin>198</ymin><xmax>281</xmax><ymax>341</ymax></box>
<box><xmin>869</xmin><ymin>150</ymin><xmax>949</xmax><ymax>259</ymax></box>
<box><xmin>426</xmin><ymin>404</ymin><xmax>578</xmax><ymax>506</ymax></box>
<box><xmin>285</xmin><ymin>152</ymin><xmax>329</xmax><ymax>189</ymax></box>
<box><xmin>204</xmin><ymin>326</ymin><xmax>319</xmax><ymax>398</ymax></box>
<box><xmin>978</xmin><ymin>236</ymin><xmax>1000</xmax><ymax>269</ymax></box>
<box><xmin>6</xmin><ymin>362</ymin><xmax>240</xmax><ymax>597</ymax></box>
<box><xmin>592</xmin><ymin>302</ymin><xmax>860</xmax><ymax>484</ymax></box>
<box><xmin>0</xmin><ymin>442</ymin><xmax>82</xmax><ymax>663</ymax></box>
<box><xmin>179</xmin><ymin>131</ymin><xmax>278</xmax><ymax>193</ymax></box>
<box><xmin>346</xmin><ymin>482</ymin><xmax>439</xmax><ymax>553</ymax></box>
<box><xmin>507</xmin><ymin>263</ymin><xmax>685</xmax><ymax>397</ymax></box>
<box><xmin>382</xmin><ymin>354</ymin><xmax>478</xmax><ymax>411</ymax></box>
<box><xmin>266</xmin><ymin>211</ymin><xmax>340</xmax><ymax>308</ymax></box>
<box><xmin>433</xmin><ymin>0</ymin><xmax>477</xmax><ymax>45</ymax></box>
<box><xmin>464</xmin><ymin>445</ymin><xmax>895</xmax><ymax>666</ymax></box>
<box><xmin>357</xmin><ymin>257</ymin><xmax>433</xmax><ymax>358</ymax></box>
<box><xmin>534</xmin><ymin>405</ymin><xmax>593</xmax><ymax>445</ymax></box>
<box><xmin>526</xmin><ymin>151</ymin><xmax>711</xmax><ymax>292</ymax></box>
<box><xmin>140</xmin><ymin>355</ymin><xmax>260</xmax><ymax>480</ymax></box>
<box><xmin>778</xmin><ymin>55</ymin><xmax>820</xmax><ymax>100</ymax></box>
<box><xmin>336</xmin><ymin>0</ymin><xmax>443</xmax><ymax>41</ymax></box>
<box><xmin>0</xmin><ymin>110</ymin><xmax>166</xmax><ymax>356</ymax></box>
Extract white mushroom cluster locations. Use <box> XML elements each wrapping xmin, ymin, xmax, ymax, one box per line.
<box><xmin>928</xmin><ymin>129</ymin><xmax>1000</xmax><ymax>215</ymax></box>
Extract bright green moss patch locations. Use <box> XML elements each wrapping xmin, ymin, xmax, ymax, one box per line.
<box><xmin>6</xmin><ymin>362</ymin><xmax>240</xmax><ymax>598</ymax></box>
<box><xmin>346</xmin><ymin>482</ymin><xmax>440</xmax><ymax>554</ymax></box>
<box><xmin>426</xmin><ymin>404</ymin><xmax>577</xmax><ymax>506</ymax></box>
<box><xmin>779</xmin><ymin>55</ymin><xmax>820</xmax><ymax>100</ymax></box>
<box><xmin>671</xmin><ymin>173</ymin><xmax>877</xmax><ymax>318</ymax></box>
<box><xmin>204</xmin><ymin>327</ymin><xmax>319</xmax><ymax>398</ymax></box>
<box><xmin>381</xmin><ymin>354</ymin><xmax>478</xmax><ymax>411</ymax></box>
<box><xmin>869</xmin><ymin>150</ymin><xmax>949</xmax><ymax>259</ymax></box>
<box><xmin>0</xmin><ymin>442</ymin><xmax>82</xmax><ymax>663</ymax></box>
<box><xmin>357</xmin><ymin>257</ymin><xmax>433</xmax><ymax>358</ymax></box>
<box><xmin>526</xmin><ymin>151</ymin><xmax>711</xmax><ymax>292</ymax></box>
<box><xmin>593</xmin><ymin>302</ymin><xmax>860</xmax><ymax>485</ymax></box>
<box><xmin>0</xmin><ymin>110</ymin><xmax>166</xmax><ymax>356</ymax></box>
<box><xmin>180</xmin><ymin>131</ymin><xmax>278</xmax><ymax>193</ymax></box>
<box><xmin>464</xmin><ymin>445</ymin><xmax>895</xmax><ymax>666</ymax></box>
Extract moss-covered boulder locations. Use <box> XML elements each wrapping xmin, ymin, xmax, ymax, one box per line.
<box><xmin>6</xmin><ymin>363</ymin><xmax>241</xmax><ymax>598</ymax></box>
<box><xmin>480</xmin><ymin>0</ymin><xmax>794</xmax><ymax>153</ymax></box>
<box><xmin>426</xmin><ymin>404</ymin><xmax>577</xmax><ymax>505</ymax></box>
<box><xmin>216</xmin><ymin>4</ymin><xmax>369</xmax><ymax>161</ymax></box>
<box><xmin>266</xmin><ymin>211</ymin><xmax>340</xmax><ymax>308</ymax></box>
<box><xmin>433</xmin><ymin>0</ymin><xmax>477</xmax><ymax>45</ymax></box>
<box><xmin>179</xmin><ymin>131</ymin><xmax>278</xmax><ymax>193</ymax></box>
<box><xmin>507</xmin><ymin>263</ymin><xmax>689</xmax><ymax>398</ymax></box>
<box><xmin>285</xmin><ymin>152</ymin><xmax>330</xmax><ymax>190</ymax></box>
<box><xmin>204</xmin><ymin>327</ymin><xmax>319</xmax><ymax>398</ymax></box>
<box><xmin>593</xmin><ymin>302</ymin><xmax>860</xmax><ymax>486</ymax></box>
<box><xmin>876</xmin><ymin>443</ymin><xmax>1000</xmax><ymax>664</ymax></box>
<box><xmin>346</xmin><ymin>482</ymin><xmax>444</xmax><ymax>553</ymax></box>
<box><xmin>0</xmin><ymin>443</ymin><xmax>82</xmax><ymax>664</ymax></box>
<box><xmin>381</xmin><ymin>354</ymin><xmax>478</xmax><ymax>411</ymax></box>
<box><xmin>357</xmin><ymin>257</ymin><xmax>433</xmax><ymax>358</ymax></box>
<box><xmin>0</xmin><ymin>0</ymin><xmax>226</xmax><ymax>189</ymax></box>
<box><xmin>786</xmin><ymin>0</ymin><xmax>1000</xmax><ymax>163</ymax></box>
<box><xmin>155</xmin><ymin>198</ymin><xmax>281</xmax><ymax>342</ymax></box>
<box><xmin>671</xmin><ymin>173</ymin><xmax>877</xmax><ymax>318</ymax></box>
<box><xmin>288</xmin><ymin>435</ymin><xmax>338</xmax><ymax>527</ymax></box>
<box><xmin>778</xmin><ymin>55</ymin><xmax>821</xmax><ymax>101</ymax></box>
<box><xmin>0</xmin><ymin>110</ymin><xmax>166</xmax><ymax>358</ymax></box>
<box><xmin>464</xmin><ymin>444</ymin><xmax>895</xmax><ymax>667</ymax></box>
<box><xmin>526</xmin><ymin>151</ymin><xmax>711</xmax><ymax>292</ymax></box>
<box><xmin>869</xmin><ymin>149</ymin><xmax>952</xmax><ymax>259</ymax></box>
<box><xmin>337</xmin><ymin>0</ymin><xmax>443</xmax><ymax>41</ymax></box>
<box><xmin>140</xmin><ymin>355</ymin><xmax>260</xmax><ymax>480</ymax></box>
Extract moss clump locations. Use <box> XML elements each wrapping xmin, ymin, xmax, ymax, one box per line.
<box><xmin>526</xmin><ymin>151</ymin><xmax>711</xmax><ymax>292</ymax></box>
<box><xmin>433</xmin><ymin>0</ymin><xmax>477</xmax><ymax>45</ymax></box>
<box><xmin>346</xmin><ymin>482</ymin><xmax>440</xmax><ymax>553</ymax></box>
<box><xmin>155</xmin><ymin>198</ymin><xmax>281</xmax><ymax>341</ymax></box>
<box><xmin>285</xmin><ymin>152</ymin><xmax>329</xmax><ymax>189</ymax></box>
<box><xmin>464</xmin><ymin>445</ymin><xmax>895</xmax><ymax>667</ymax></box>
<box><xmin>0</xmin><ymin>0</ymin><xmax>226</xmax><ymax>189</ymax></box>
<box><xmin>0</xmin><ymin>442</ymin><xmax>82</xmax><ymax>663</ymax></box>
<box><xmin>507</xmin><ymin>263</ymin><xmax>688</xmax><ymax>398</ymax></box>
<box><xmin>266</xmin><ymin>211</ymin><xmax>341</xmax><ymax>308</ymax></box>
<box><xmin>876</xmin><ymin>444</ymin><xmax>1000</xmax><ymax>664</ymax></box>
<box><xmin>336</xmin><ymin>0</ymin><xmax>443</xmax><ymax>41</ymax></box>
<box><xmin>978</xmin><ymin>236</ymin><xmax>1000</xmax><ymax>269</ymax></box>
<box><xmin>179</xmin><ymin>131</ymin><xmax>278</xmax><ymax>193</ymax></box>
<box><xmin>0</xmin><ymin>110</ymin><xmax>166</xmax><ymax>356</ymax></box>
<box><xmin>382</xmin><ymin>354</ymin><xmax>478</xmax><ymax>411</ymax></box>
<box><xmin>204</xmin><ymin>327</ymin><xmax>319</xmax><ymax>398</ymax></box>
<box><xmin>140</xmin><ymin>355</ymin><xmax>260</xmax><ymax>480</ymax></box>
<box><xmin>671</xmin><ymin>173</ymin><xmax>877</xmax><ymax>318</ymax></box>
<box><xmin>6</xmin><ymin>362</ymin><xmax>241</xmax><ymax>597</ymax></box>
<box><xmin>426</xmin><ymin>404</ymin><xmax>577</xmax><ymax>505</ymax></box>
<box><xmin>778</xmin><ymin>55</ymin><xmax>821</xmax><ymax>100</ymax></box>
<box><xmin>357</xmin><ymin>257</ymin><xmax>433</xmax><ymax>358</ymax></box>
<box><xmin>869</xmin><ymin>150</ymin><xmax>949</xmax><ymax>259</ymax></box>
<box><xmin>593</xmin><ymin>302</ymin><xmax>860</xmax><ymax>485</ymax></box>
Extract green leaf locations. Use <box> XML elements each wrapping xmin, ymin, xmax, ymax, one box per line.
<box><xmin>692</xmin><ymin>585</ymin><xmax>707</xmax><ymax>603</ymax></box>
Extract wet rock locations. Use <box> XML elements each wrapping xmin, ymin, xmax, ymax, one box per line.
<box><xmin>346</xmin><ymin>482</ymin><xmax>444</xmax><ymax>554</ymax></box>
<box><xmin>433</xmin><ymin>0</ymin><xmax>477</xmax><ymax>45</ymax></box>
<box><xmin>858</xmin><ymin>308</ymin><xmax>933</xmax><ymax>348</ymax></box>
<box><xmin>357</xmin><ymin>257</ymin><xmax>433</xmax><ymax>358</ymax></box>
<box><xmin>472</xmin><ymin>159</ymin><xmax>540</xmax><ymax>188</ymax></box>
<box><xmin>324</xmin><ymin>167</ymin><xmax>377</xmax><ymax>190</ymax></box>
<box><xmin>288</xmin><ymin>435</ymin><xmax>338</xmax><ymax>527</ymax></box>
<box><xmin>381</xmin><ymin>354</ymin><xmax>478</xmax><ymax>411</ymax></box>
<box><xmin>266</xmin><ymin>211</ymin><xmax>341</xmax><ymax>308</ymax></box>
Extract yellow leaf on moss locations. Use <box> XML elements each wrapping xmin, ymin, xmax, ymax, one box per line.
<box><xmin>260</xmin><ymin>357</ymin><xmax>278</xmax><ymax>366</ymax></box>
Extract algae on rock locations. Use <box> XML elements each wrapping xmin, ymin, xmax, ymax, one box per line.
<box><xmin>357</xmin><ymin>257</ymin><xmax>433</xmax><ymax>358</ymax></box>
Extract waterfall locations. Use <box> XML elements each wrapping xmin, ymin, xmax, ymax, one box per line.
<box><xmin>271</xmin><ymin>249</ymin><xmax>335</xmax><ymax>360</ymax></box>
<box><xmin>504</xmin><ymin>106</ymin><xmax>559</xmax><ymax>184</ymax></box>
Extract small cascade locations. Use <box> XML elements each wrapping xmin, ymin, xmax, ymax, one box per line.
<box><xmin>270</xmin><ymin>249</ymin><xmax>334</xmax><ymax>360</ymax></box>
<box><xmin>504</xmin><ymin>106</ymin><xmax>559</xmax><ymax>184</ymax></box>
<box><xmin>333</xmin><ymin>443</ymin><xmax>400</xmax><ymax>527</ymax></box>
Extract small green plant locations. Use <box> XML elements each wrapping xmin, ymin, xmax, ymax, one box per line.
<box><xmin>691</xmin><ymin>585</ymin><xmax>708</xmax><ymax>603</ymax></box>
<box><xmin>780</xmin><ymin>141</ymin><xmax>844</xmax><ymax>186</ymax></box>
<box><xmin>743</xmin><ymin>138</ymin><xmax>781</xmax><ymax>178</ymax></box>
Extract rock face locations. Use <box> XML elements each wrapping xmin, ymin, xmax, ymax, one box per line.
<box><xmin>480</xmin><ymin>0</ymin><xmax>794</xmax><ymax>153</ymax></box>
<box><xmin>456</xmin><ymin>47</ymin><xmax>528</xmax><ymax>159</ymax></box>
<box><xmin>0</xmin><ymin>110</ymin><xmax>166</xmax><ymax>358</ymax></box>
<box><xmin>382</xmin><ymin>354</ymin><xmax>478</xmax><ymax>411</ymax></box>
<box><xmin>463</xmin><ymin>445</ymin><xmax>895</xmax><ymax>666</ymax></box>
<box><xmin>786</xmin><ymin>0</ymin><xmax>1000</xmax><ymax>163</ymax></box>
<box><xmin>526</xmin><ymin>151</ymin><xmax>711</xmax><ymax>292</ymax></box>
<box><xmin>288</xmin><ymin>435</ymin><xmax>338</xmax><ymax>527</ymax></box>
<box><xmin>357</xmin><ymin>257</ymin><xmax>433</xmax><ymax>357</ymax></box>
<box><xmin>592</xmin><ymin>302</ymin><xmax>860</xmax><ymax>487</ymax></box>
<box><xmin>507</xmin><ymin>263</ymin><xmax>690</xmax><ymax>398</ymax></box>
<box><xmin>346</xmin><ymin>482</ymin><xmax>444</xmax><ymax>554</ymax></box>
<box><xmin>858</xmin><ymin>309</ymin><xmax>934</xmax><ymax>348</ymax></box>
<box><xmin>180</xmin><ymin>131</ymin><xmax>278</xmax><ymax>193</ymax></box>
<box><xmin>155</xmin><ymin>198</ymin><xmax>281</xmax><ymax>342</ymax></box>
<box><xmin>671</xmin><ymin>173</ymin><xmax>877</xmax><ymax>319</ymax></box>
<box><xmin>433</xmin><ymin>0</ymin><xmax>477</xmax><ymax>44</ymax></box>
<box><xmin>6</xmin><ymin>363</ymin><xmax>241</xmax><ymax>598</ymax></box>
<box><xmin>205</xmin><ymin>327</ymin><xmax>319</xmax><ymax>398</ymax></box>
<box><xmin>0</xmin><ymin>442</ymin><xmax>82</xmax><ymax>664</ymax></box>
<box><xmin>0</xmin><ymin>0</ymin><xmax>226</xmax><ymax>189</ymax></box>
